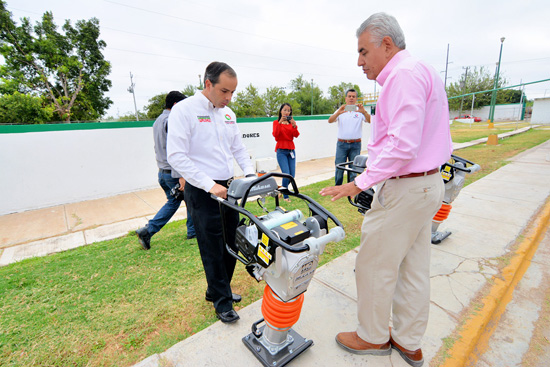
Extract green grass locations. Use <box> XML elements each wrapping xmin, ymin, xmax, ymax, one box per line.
<box><xmin>1</xmin><ymin>126</ymin><xmax>549</xmax><ymax>366</ymax></box>
<box><xmin>450</xmin><ymin>121</ymin><xmax>531</xmax><ymax>143</ymax></box>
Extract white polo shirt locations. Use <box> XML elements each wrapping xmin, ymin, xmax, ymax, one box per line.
<box><xmin>336</xmin><ymin>110</ymin><xmax>365</xmax><ymax>140</ymax></box>
<box><xmin>167</xmin><ymin>91</ymin><xmax>254</xmax><ymax>193</ymax></box>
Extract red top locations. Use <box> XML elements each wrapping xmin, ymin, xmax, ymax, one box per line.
<box><xmin>272</xmin><ymin>119</ymin><xmax>300</xmax><ymax>151</ymax></box>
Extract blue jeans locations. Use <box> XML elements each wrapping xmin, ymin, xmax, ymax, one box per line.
<box><xmin>335</xmin><ymin>141</ymin><xmax>361</xmax><ymax>185</ymax></box>
<box><xmin>276</xmin><ymin>149</ymin><xmax>296</xmax><ymax>199</ymax></box>
<box><xmin>148</xmin><ymin>171</ymin><xmax>195</xmax><ymax>237</ymax></box>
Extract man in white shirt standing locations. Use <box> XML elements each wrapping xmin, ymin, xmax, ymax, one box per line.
<box><xmin>328</xmin><ymin>89</ymin><xmax>370</xmax><ymax>185</ymax></box>
<box><xmin>167</xmin><ymin>62</ymin><xmax>255</xmax><ymax>324</ymax></box>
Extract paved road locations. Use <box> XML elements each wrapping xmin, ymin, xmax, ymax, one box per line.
<box><xmin>474</xmin><ymin>226</ymin><xmax>550</xmax><ymax>367</ymax></box>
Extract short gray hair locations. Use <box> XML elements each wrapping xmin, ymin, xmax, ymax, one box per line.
<box><xmin>356</xmin><ymin>12</ymin><xmax>406</xmax><ymax>50</ymax></box>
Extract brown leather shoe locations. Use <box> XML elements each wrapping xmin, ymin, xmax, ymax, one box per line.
<box><xmin>335</xmin><ymin>331</ymin><xmax>391</xmax><ymax>355</ymax></box>
<box><xmin>390</xmin><ymin>336</ymin><xmax>424</xmax><ymax>367</ymax></box>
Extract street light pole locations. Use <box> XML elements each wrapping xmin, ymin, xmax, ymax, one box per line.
<box><xmin>488</xmin><ymin>37</ymin><xmax>505</xmax><ymax>124</ymax></box>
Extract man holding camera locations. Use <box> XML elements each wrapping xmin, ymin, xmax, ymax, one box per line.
<box><xmin>328</xmin><ymin>89</ymin><xmax>370</xmax><ymax>185</ymax></box>
<box><xmin>136</xmin><ymin>91</ymin><xmax>196</xmax><ymax>250</ymax></box>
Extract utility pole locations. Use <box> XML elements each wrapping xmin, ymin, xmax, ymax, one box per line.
<box><xmin>444</xmin><ymin>44</ymin><xmax>450</xmax><ymax>89</ymax></box>
<box><xmin>310</xmin><ymin>78</ymin><xmax>314</xmax><ymax>115</ymax></box>
<box><xmin>127</xmin><ymin>72</ymin><xmax>139</xmax><ymax>121</ymax></box>
<box><xmin>198</xmin><ymin>74</ymin><xmax>203</xmax><ymax>89</ymax></box>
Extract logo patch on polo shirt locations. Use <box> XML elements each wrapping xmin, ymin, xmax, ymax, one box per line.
<box><xmin>197</xmin><ymin>115</ymin><xmax>211</xmax><ymax>123</ymax></box>
<box><xmin>224</xmin><ymin>114</ymin><xmax>235</xmax><ymax>124</ymax></box>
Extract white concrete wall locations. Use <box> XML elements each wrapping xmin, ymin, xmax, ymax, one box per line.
<box><xmin>0</xmin><ymin>118</ymin><xmax>371</xmax><ymax>215</ymax></box>
<box><xmin>531</xmin><ymin>98</ymin><xmax>550</xmax><ymax>124</ymax></box>
<box><xmin>238</xmin><ymin>117</ymin><xmax>371</xmax><ymax>164</ymax></box>
<box><xmin>0</xmin><ymin>127</ymin><xmax>158</xmax><ymax>215</ymax></box>
<box><xmin>450</xmin><ymin>103</ymin><xmax>523</xmax><ymax>122</ymax></box>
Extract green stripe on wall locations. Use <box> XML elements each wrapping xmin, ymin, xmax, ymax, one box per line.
<box><xmin>0</xmin><ymin>115</ymin><xmax>332</xmax><ymax>134</ymax></box>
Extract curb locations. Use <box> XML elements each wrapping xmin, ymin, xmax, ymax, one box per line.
<box><xmin>439</xmin><ymin>197</ymin><xmax>550</xmax><ymax>366</ymax></box>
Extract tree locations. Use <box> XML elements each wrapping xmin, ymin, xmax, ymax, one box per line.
<box><xmin>262</xmin><ymin>86</ymin><xmax>287</xmax><ymax>117</ymax></box>
<box><xmin>145</xmin><ymin>93</ymin><xmax>166</xmax><ymax>119</ymax></box>
<box><xmin>446</xmin><ymin>66</ymin><xmax>507</xmax><ymax>111</ymax></box>
<box><xmin>118</xmin><ymin>110</ymin><xmax>147</xmax><ymax>122</ymax></box>
<box><xmin>0</xmin><ymin>92</ymin><xmax>54</xmax><ymax>124</ymax></box>
<box><xmin>230</xmin><ymin>84</ymin><xmax>265</xmax><ymax>117</ymax></box>
<box><xmin>182</xmin><ymin>84</ymin><xmax>198</xmax><ymax>97</ymax></box>
<box><xmin>144</xmin><ymin>85</ymin><xmax>198</xmax><ymax>119</ymax></box>
<box><xmin>288</xmin><ymin>75</ymin><xmax>331</xmax><ymax>115</ymax></box>
<box><xmin>0</xmin><ymin>2</ymin><xmax>112</xmax><ymax>122</ymax></box>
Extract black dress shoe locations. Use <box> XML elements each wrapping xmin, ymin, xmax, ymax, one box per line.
<box><xmin>135</xmin><ymin>226</ymin><xmax>151</xmax><ymax>250</ymax></box>
<box><xmin>216</xmin><ymin>309</ymin><xmax>240</xmax><ymax>324</ymax></box>
<box><xmin>205</xmin><ymin>291</ymin><xmax>242</xmax><ymax>303</ymax></box>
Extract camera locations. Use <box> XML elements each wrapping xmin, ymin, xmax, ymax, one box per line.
<box><xmin>170</xmin><ymin>183</ymin><xmax>185</xmax><ymax>201</ymax></box>
<box><xmin>286</xmin><ymin>115</ymin><xmax>292</xmax><ymax>121</ymax></box>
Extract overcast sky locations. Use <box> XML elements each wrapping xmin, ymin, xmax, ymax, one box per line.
<box><xmin>5</xmin><ymin>0</ymin><xmax>550</xmax><ymax>118</ymax></box>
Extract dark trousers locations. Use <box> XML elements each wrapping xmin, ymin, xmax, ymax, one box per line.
<box><xmin>148</xmin><ymin>171</ymin><xmax>195</xmax><ymax>237</ymax></box>
<box><xmin>184</xmin><ymin>181</ymin><xmax>239</xmax><ymax>313</ymax></box>
<box><xmin>335</xmin><ymin>140</ymin><xmax>362</xmax><ymax>185</ymax></box>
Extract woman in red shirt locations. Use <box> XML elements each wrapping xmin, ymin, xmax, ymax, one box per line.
<box><xmin>272</xmin><ymin>103</ymin><xmax>300</xmax><ymax>201</ymax></box>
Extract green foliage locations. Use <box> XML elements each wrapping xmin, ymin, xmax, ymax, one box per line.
<box><xmin>144</xmin><ymin>85</ymin><xmax>198</xmax><ymax>119</ymax></box>
<box><xmin>118</xmin><ymin>110</ymin><xmax>147</xmax><ymax>122</ymax></box>
<box><xmin>228</xmin><ymin>77</ymin><xmax>367</xmax><ymax>118</ymax></box>
<box><xmin>182</xmin><ymin>84</ymin><xmax>198</xmax><ymax>97</ymax></box>
<box><xmin>446</xmin><ymin>66</ymin><xmax>524</xmax><ymax>112</ymax></box>
<box><xmin>230</xmin><ymin>84</ymin><xmax>265</xmax><ymax>117</ymax></box>
<box><xmin>0</xmin><ymin>1</ymin><xmax>112</xmax><ymax>123</ymax></box>
<box><xmin>0</xmin><ymin>92</ymin><xmax>54</xmax><ymax>124</ymax></box>
<box><xmin>446</xmin><ymin>67</ymin><xmax>498</xmax><ymax>110</ymax></box>
<box><xmin>262</xmin><ymin>86</ymin><xmax>287</xmax><ymax>117</ymax></box>
<box><xmin>287</xmin><ymin>75</ymin><xmax>332</xmax><ymax>115</ymax></box>
<box><xmin>145</xmin><ymin>93</ymin><xmax>166</xmax><ymax>119</ymax></box>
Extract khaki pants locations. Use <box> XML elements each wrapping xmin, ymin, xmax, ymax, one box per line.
<box><xmin>355</xmin><ymin>173</ymin><xmax>444</xmax><ymax>350</ymax></box>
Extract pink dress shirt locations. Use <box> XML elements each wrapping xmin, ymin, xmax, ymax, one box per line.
<box><xmin>355</xmin><ymin>50</ymin><xmax>453</xmax><ymax>190</ymax></box>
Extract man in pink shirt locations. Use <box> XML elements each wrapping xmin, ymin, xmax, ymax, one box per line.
<box><xmin>320</xmin><ymin>13</ymin><xmax>452</xmax><ymax>367</ymax></box>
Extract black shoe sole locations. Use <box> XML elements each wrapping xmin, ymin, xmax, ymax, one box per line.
<box><xmin>205</xmin><ymin>293</ymin><xmax>242</xmax><ymax>303</ymax></box>
<box><xmin>216</xmin><ymin>311</ymin><xmax>240</xmax><ymax>324</ymax></box>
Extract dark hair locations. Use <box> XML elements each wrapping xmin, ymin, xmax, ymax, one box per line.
<box><xmin>165</xmin><ymin>91</ymin><xmax>186</xmax><ymax>109</ymax></box>
<box><xmin>278</xmin><ymin>103</ymin><xmax>293</xmax><ymax>121</ymax></box>
<box><xmin>346</xmin><ymin>89</ymin><xmax>357</xmax><ymax>97</ymax></box>
<box><xmin>204</xmin><ymin>62</ymin><xmax>237</xmax><ymax>86</ymax></box>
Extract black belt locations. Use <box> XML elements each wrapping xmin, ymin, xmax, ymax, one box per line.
<box><xmin>391</xmin><ymin>168</ymin><xmax>439</xmax><ymax>179</ymax></box>
<box><xmin>338</xmin><ymin>138</ymin><xmax>361</xmax><ymax>143</ymax></box>
<box><xmin>159</xmin><ymin>168</ymin><xmax>171</xmax><ymax>175</ymax></box>
<box><xmin>215</xmin><ymin>178</ymin><xmax>234</xmax><ymax>188</ymax></box>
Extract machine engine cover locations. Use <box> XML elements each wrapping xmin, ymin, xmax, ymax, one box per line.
<box><xmin>228</xmin><ymin>176</ymin><xmax>279</xmax><ymax>199</ymax></box>
<box><xmin>271</xmin><ymin>221</ymin><xmax>310</xmax><ymax>245</ymax></box>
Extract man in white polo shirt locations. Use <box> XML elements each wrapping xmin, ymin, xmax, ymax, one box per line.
<box><xmin>328</xmin><ymin>89</ymin><xmax>370</xmax><ymax>185</ymax></box>
<box><xmin>167</xmin><ymin>62</ymin><xmax>255</xmax><ymax>324</ymax></box>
